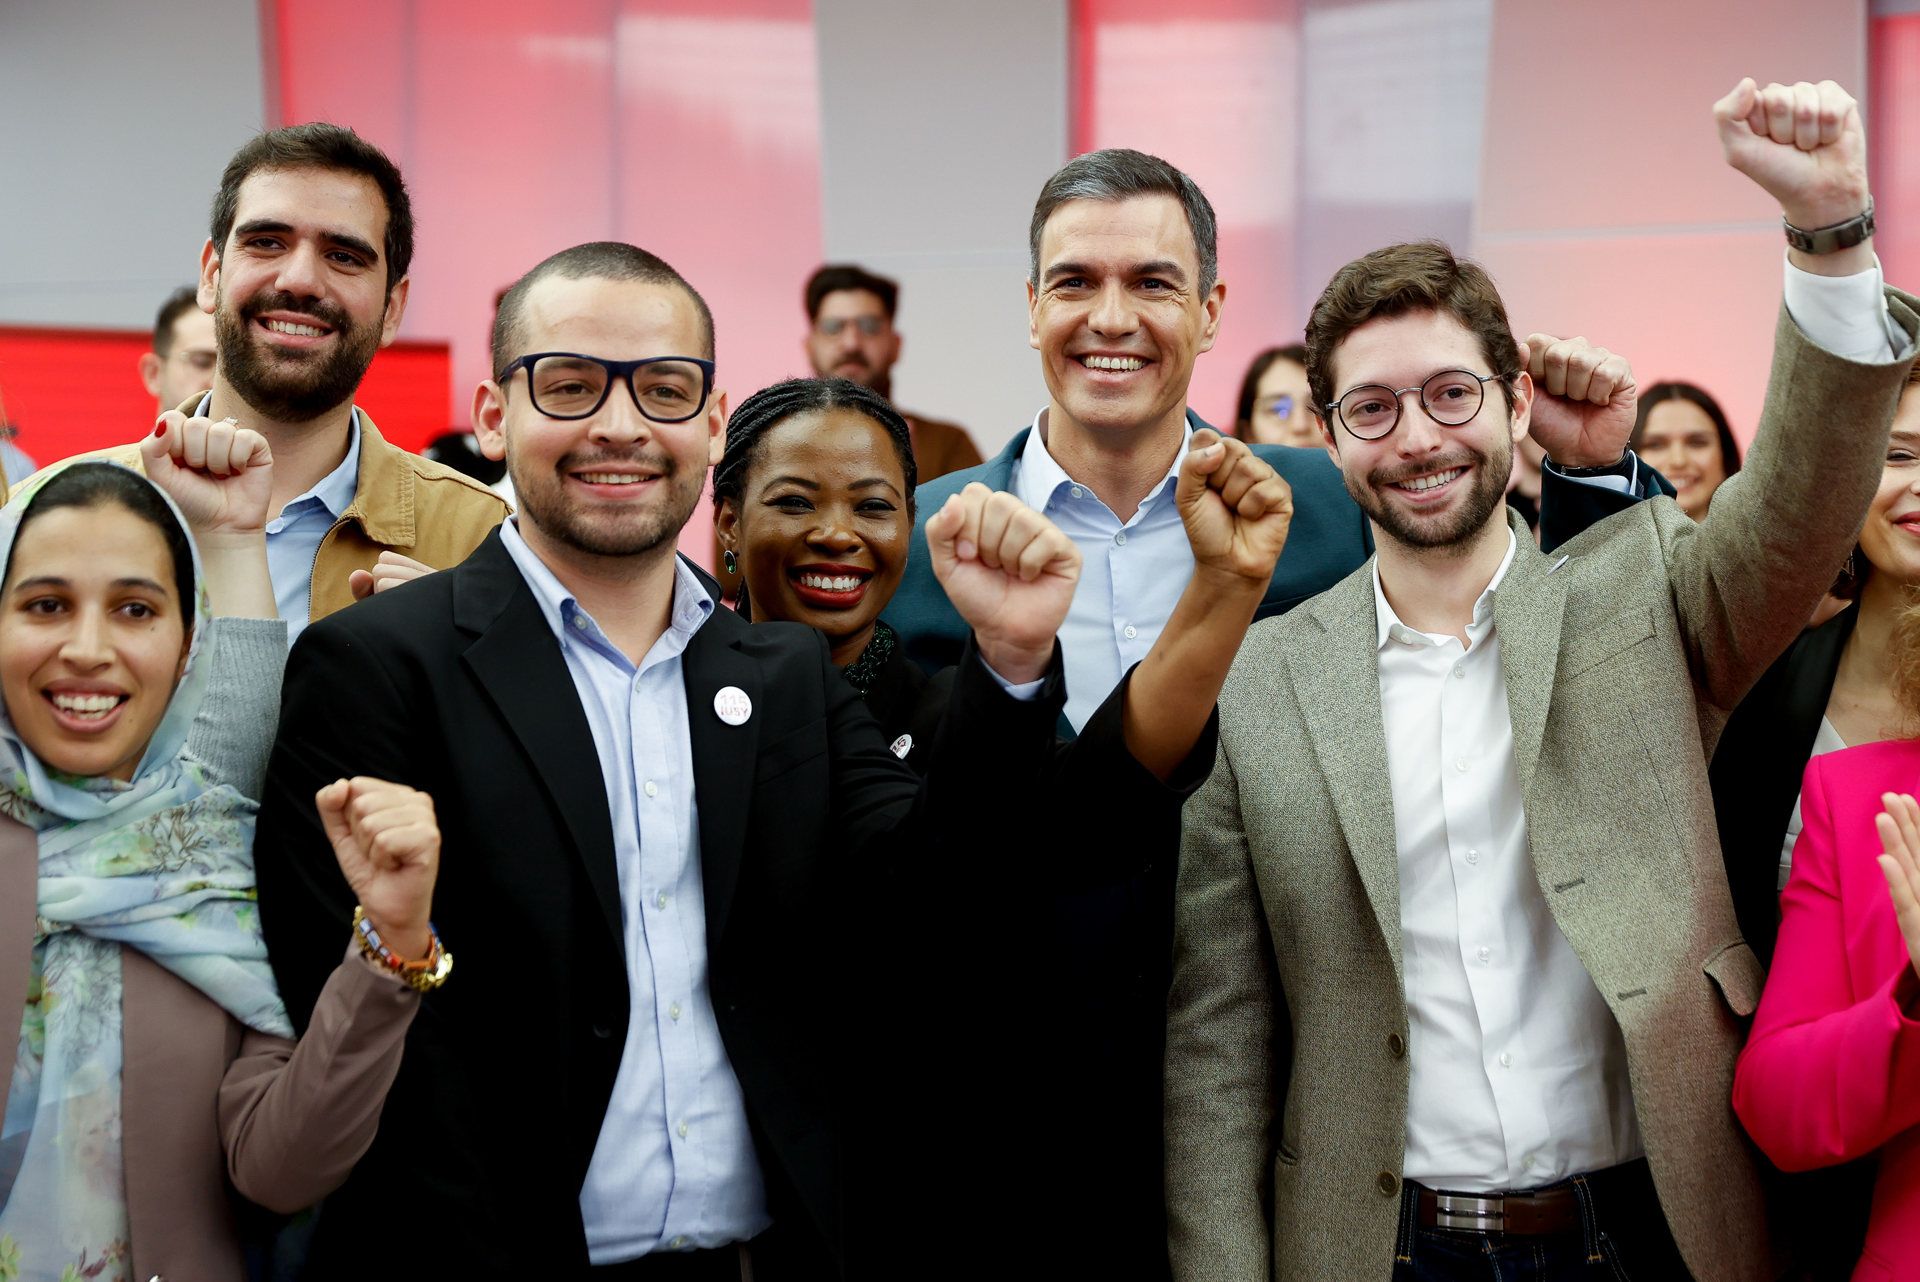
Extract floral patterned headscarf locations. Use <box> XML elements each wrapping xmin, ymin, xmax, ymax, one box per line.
<box><xmin>0</xmin><ymin>461</ymin><xmax>289</xmax><ymax>1277</ymax></box>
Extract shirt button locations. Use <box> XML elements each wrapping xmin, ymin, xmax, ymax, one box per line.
<box><xmin>1455</xmin><ymin>759</ymin><xmax>1470</xmax><ymax>773</ymax></box>
<box><xmin>655</xmin><ymin>892</ymin><xmax>668</xmax><ymax>909</ymax></box>
<box><xmin>1114</xmin><ymin>531</ymin><xmax>1128</xmax><ymax>547</ymax></box>
<box><xmin>1123</xmin><ymin>625</ymin><xmax>1137</xmax><ymax>640</ymax></box>
<box><xmin>669</xmin><ymin>1002</ymin><xmax>682</xmax><ymax>1021</ymax></box>
<box><xmin>1499</xmin><ymin>1051</ymin><xmax>1513</xmax><ymax>1068</ymax></box>
<box><xmin>1476</xmin><ymin>946</ymin><xmax>1491</xmax><ymax>964</ymax></box>
<box><xmin>1387</xmin><ymin>1032</ymin><xmax>1406</xmax><ymax>1058</ymax></box>
<box><xmin>1452</xmin><ymin>665</ymin><xmax>1465</xmax><ymax>679</ymax></box>
<box><xmin>1070</xmin><ymin>485</ymin><xmax>1085</xmax><ymax>499</ymax></box>
<box><xmin>1465</xmin><ymin>849</ymin><xmax>1480</xmax><ymax>865</ymax></box>
<box><xmin>1377</xmin><ymin>1171</ymin><xmax>1399</xmax><ymax>1196</ymax></box>
<box><xmin>644</xmin><ymin>780</ymin><xmax>658</xmax><ymax>798</ymax></box>
<box><xmin>573</xmin><ymin>614</ymin><xmax>590</xmax><ymax>630</ymax></box>
<box><xmin>669</xmin><ymin>1236</ymin><xmax>687</xmax><ymax>1249</ymax></box>
<box><xmin>677</xmin><ymin>1120</ymin><xmax>690</xmax><ymax>1138</ymax></box>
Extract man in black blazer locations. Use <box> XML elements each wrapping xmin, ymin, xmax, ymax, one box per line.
<box><xmin>254</xmin><ymin>242</ymin><xmax>1084</xmax><ymax>1279</ymax></box>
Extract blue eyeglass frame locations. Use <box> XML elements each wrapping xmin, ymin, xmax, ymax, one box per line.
<box><xmin>495</xmin><ymin>352</ymin><xmax>716</xmax><ymax>423</ymax></box>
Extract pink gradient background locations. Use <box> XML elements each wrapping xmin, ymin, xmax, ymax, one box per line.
<box><xmin>270</xmin><ymin>0</ymin><xmax>825</xmax><ymax>562</ymax></box>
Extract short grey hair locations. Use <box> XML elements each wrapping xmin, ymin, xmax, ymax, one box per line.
<box><xmin>1027</xmin><ymin>148</ymin><xmax>1219</xmax><ymax>295</ymax></box>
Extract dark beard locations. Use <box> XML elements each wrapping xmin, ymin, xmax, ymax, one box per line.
<box><xmin>1347</xmin><ymin>439</ymin><xmax>1513</xmax><ymax>553</ymax></box>
<box><xmin>509</xmin><ymin>449</ymin><xmax>704</xmax><ymax>560</ymax></box>
<box><xmin>216</xmin><ymin>289</ymin><xmax>381</xmax><ymax>422</ymax></box>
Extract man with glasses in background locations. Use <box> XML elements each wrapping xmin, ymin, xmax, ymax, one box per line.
<box><xmin>255</xmin><ymin>240</ymin><xmax>1085</xmax><ymax>1279</ymax></box>
<box><xmin>138</xmin><ymin>285</ymin><xmax>219</xmax><ymax>414</ymax></box>
<box><xmin>804</xmin><ymin>263</ymin><xmax>981</xmax><ymax>481</ymax></box>
<box><xmin>1165</xmin><ymin>77</ymin><xmax>1916</xmax><ymax>1280</ymax></box>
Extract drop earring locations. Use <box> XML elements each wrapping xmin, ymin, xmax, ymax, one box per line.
<box><xmin>723</xmin><ymin>548</ymin><xmax>738</xmax><ymax>575</ymax></box>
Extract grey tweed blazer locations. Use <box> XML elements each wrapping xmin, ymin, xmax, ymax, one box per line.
<box><xmin>1165</xmin><ymin>293</ymin><xmax>1920</xmax><ymax>1281</ymax></box>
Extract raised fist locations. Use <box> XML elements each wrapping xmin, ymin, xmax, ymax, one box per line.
<box><xmin>1714</xmin><ymin>78</ymin><xmax>1868</xmax><ymax>232</ymax></box>
<box><xmin>1176</xmin><ymin>429</ymin><xmax>1292</xmax><ymax>584</ymax></box>
<box><xmin>1519</xmin><ymin>333</ymin><xmax>1637</xmax><ymax>470</ymax></box>
<box><xmin>141</xmin><ymin>412</ymin><xmax>274</xmax><ymax>535</ymax></box>
<box><xmin>317</xmin><ymin>776</ymin><xmax>441</xmax><ymax>963</ymax></box>
<box><xmin>926</xmin><ymin>482</ymin><xmax>1080</xmax><ymax>685</ymax></box>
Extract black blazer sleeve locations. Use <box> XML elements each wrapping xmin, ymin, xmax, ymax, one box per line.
<box><xmin>256</xmin><ymin>612</ymin><xmax>430</xmax><ymax>1034</ymax></box>
<box><xmin>1537</xmin><ymin>455</ymin><xmax>1677</xmax><ymax>553</ymax></box>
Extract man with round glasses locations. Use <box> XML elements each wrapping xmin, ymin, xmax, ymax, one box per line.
<box><xmin>1166</xmin><ymin>78</ymin><xmax>1917</xmax><ymax>1280</ymax></box>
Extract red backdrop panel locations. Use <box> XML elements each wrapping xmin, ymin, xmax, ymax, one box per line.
<box><xmin>270</xmin><ymin>0</ymin><xmax>825</xmax><ymax>567</ymax></box>
<box><xmin>0</xmin><ymin>327</ymin><xmax>450</xmax><ymax>467</ymax></box>
<box><xmin>1872</xmin><ymin>12</ymin><xmax>1920</xmax><ymax>295</ymax></box>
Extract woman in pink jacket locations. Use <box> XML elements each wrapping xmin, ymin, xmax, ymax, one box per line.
<box><xmin>1734</xmin><ymin>636</ymin><xmax>1920</xmax><ymax>1280</ymax></box>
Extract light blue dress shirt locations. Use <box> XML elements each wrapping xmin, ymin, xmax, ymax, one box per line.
<box><xmin>1011</xmin><ymin>409</ymin><xmax>1193</xmax><ymax>732</ymax></box>
<box><xmin>499</xmin><ymin>519</ymin><xmax>770</xmax><ymax>1263</ymax></box>
<box><xmin>193</xmin><ymin>393</ymin><xmax>360</xmax><ymax>646</ymax></box>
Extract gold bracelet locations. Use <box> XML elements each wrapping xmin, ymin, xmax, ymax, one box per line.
<box><xmin>352</xmin><ymin>905</ymin><xmax>453</xmax><ymax>992</ymax></box>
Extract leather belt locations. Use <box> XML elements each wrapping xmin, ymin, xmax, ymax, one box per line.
<box><xmin>1415</xmin><ymin>1184</ymin><xmax>1581</xmax><ymax>1236</ymax></box>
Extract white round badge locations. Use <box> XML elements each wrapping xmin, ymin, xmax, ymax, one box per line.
<box><xmin>713</xmin><ymin>686</ymin><xmax>753</xmax><ymax>726</ymax></box>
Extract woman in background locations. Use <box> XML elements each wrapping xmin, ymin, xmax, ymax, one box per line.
<box><xmin>1233</xmin><ymin>342</ymin><xmax>1317</xmax><ymax>448</ymax></box>
<box><xmin>1630</xmin><ymin>379</ymin><xmax>1743</xmax><ymax>520</ymax></box>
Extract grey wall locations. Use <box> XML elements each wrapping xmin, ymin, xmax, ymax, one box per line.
<box><xmin>0</xmin><ymin>0</ymin><xmax>267</xmax><ymax>328</ymax></box>
<box><xmin>813</xmin><ymin>0</ymin><xmax>1067</xmax><ymax>456</ymax></box>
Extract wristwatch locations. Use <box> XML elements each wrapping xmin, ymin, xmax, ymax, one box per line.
<box><xmin>1784</xmin><ymin>197</ymin><xmax>1875</xmax><ymax>255</ymax></box>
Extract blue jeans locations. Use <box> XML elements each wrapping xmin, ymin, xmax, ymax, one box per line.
<box><xmin>1392</xmin><ymin>1161</ymin><xmax>1692</xmax><ymax>1281</ymax></box>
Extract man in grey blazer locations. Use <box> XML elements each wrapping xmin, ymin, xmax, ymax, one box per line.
<box><xmin>1165</xmin><ymin>77</ymin><xmax>1918</xmax><ymax>1281</ymax></box>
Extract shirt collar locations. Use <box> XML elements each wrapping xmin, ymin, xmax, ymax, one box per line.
<box><xmin>1014</xmin><ymin>406</ymin><xmax>1193</xmax><ymax>515</ymax></box>
<box><xmin>195</xmin><ymin>393</ymin><xmax>362</xmax><ymax>520</ymax></box>
<box><xmin>498</xmin><ymin>517</ymin><xmax>714</xmax><ymax>671</ymax></box>
<box><xmin>1372</xmin><ymin>526</ymin><xmax>1519</xmax><ymax>651</ymax></box>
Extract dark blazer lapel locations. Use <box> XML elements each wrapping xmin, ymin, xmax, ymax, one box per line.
<box><xmin>682</xmin><ymin>607</ymin><xmax>763</xmax><ymax>946</ymax></box>
<box><xmin>0</xmin><ymin>815</ymin><xmax>34</xmax><ymax>1117</ymax></box>
<box><xmin>1490</xmin><ymin>511</ymin><xmax>1570</xmax><ymax>795</ymax></box>
<box><xmin>1284</xmin><ymin>568</ymin><xmax>1405</xmax><ymax>977</ymax></box>
<box><xmin>453</xmin><ymin>533</ymin><xmax>623</xmax><ymax>950</ymax></box>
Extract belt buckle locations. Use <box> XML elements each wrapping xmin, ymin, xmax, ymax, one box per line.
<box><xmin>1433</xmin><ymin>1192</ymin><xmax>1505</xmax><ymax>1232</ymax></box>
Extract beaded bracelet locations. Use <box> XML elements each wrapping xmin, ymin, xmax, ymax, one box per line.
<box><xmin>352</xmin><ymin>905</ymin><xmax>453</xmax><ymax>992</ymax></box>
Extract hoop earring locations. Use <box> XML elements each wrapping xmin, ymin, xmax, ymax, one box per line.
<box><xmin>723</xmin><ymin>548</ymin><xmax>738</xmax><ymax>575</ymax></box>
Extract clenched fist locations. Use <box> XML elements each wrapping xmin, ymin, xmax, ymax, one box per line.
<box><xmin>141</xmin><ymin>412</ymin><xmax>274</xmax><ymax>535</ymax></box>
<box><xmin>1518</xmin><ymin>334</ymin><xmax>1637</xmax><ymax>470</ymax></box>
<box><xmin>317</xmin><ymin>776</ymin><xmax>441</xmax><ymax>963</ymax></box>
<box><xmin>1714</xmin><ymin>78</ymin><xmax>1868</xmax><ymax>235</ymax></box>
<box><xmin>1176</xmin><ymin>429</ymin><xmax>1292</xmax><ymax>584</ymax></box>
<box><xmin>926</xmin><ymin>482</ymin><xmax>1080</xmax><ymax>684</ymax></box>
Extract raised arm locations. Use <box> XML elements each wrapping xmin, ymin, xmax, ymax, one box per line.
<box><xmin>1122</xmin><ymin>430</ymin><xmax>1290</xmax><ymax>780</ymax></box>
<box><xmin>143</xmin><ymin>413</ymin><xmax>289</xmax><ymax>794</ymax></box>
<box><xmin>1665</xmin><ymin>79</ymin><xmax>1915</xmax><ymax>708</ymax></box>
<box><xmin>220</xmin><ymin>777</ymin><xmax>440</xmax><ymax>1211</ymax></box>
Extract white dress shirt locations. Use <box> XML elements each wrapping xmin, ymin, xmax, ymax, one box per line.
<box><xmin>1377</xmin><ymin>531</ymin><xmax>1642</xmax><ymax>1191</ymax></box>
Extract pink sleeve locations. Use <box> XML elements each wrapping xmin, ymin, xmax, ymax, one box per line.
<box><xmin>1733</xmin><ymin>757</ymin><xmax>1920</xmax><ymax>1171</ymax></box>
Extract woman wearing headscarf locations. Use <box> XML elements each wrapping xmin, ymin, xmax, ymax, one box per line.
<box><xmin>0</xmin><ymin>416</ymin><xmax>441</xmax><ymax>1281</ymax></box>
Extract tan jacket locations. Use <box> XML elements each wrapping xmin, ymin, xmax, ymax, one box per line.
<box><xmin>11</xmin><ymin>403</ymin><xmax>509</xmax><ymax>622</ymax></box>
<box><xmin>1165</xmin><ymin>296</ymin><xmax>1920</xmax><ymax>1280</ymax></box>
